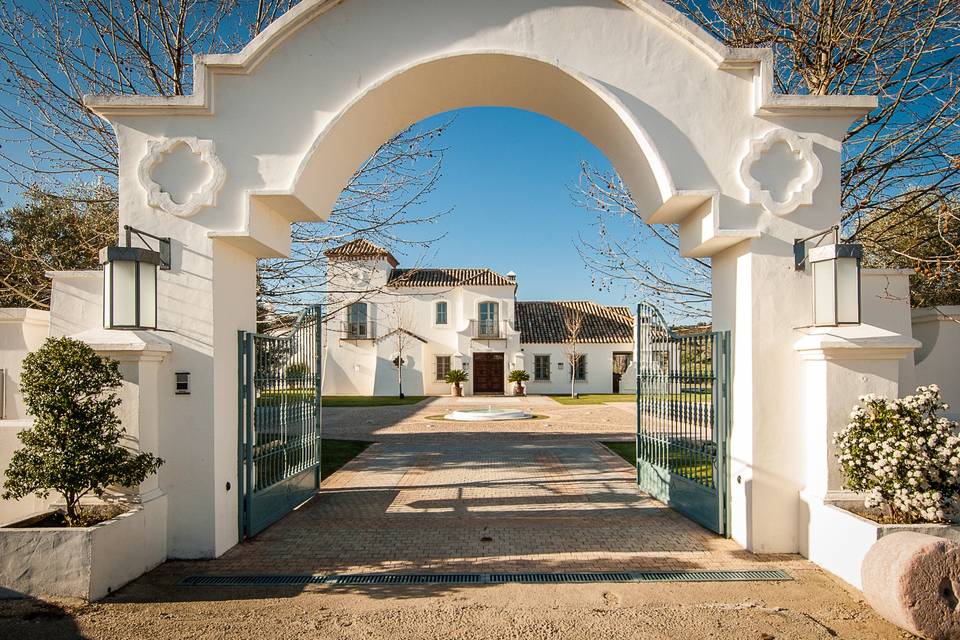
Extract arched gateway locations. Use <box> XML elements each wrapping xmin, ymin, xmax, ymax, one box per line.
<box><xmin>85</xmin><ymin>0</ymin><xmax>913</xmax><ymax>567</ymax></box>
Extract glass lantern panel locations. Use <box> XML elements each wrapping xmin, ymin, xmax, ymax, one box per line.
<box><xmin>102</xmin><ymin>262</ymin><xmax>112</xmax><ymax>328</ymax></box>
<box><xmin>836</xmin><ymin>257</ymin><xmax>860</xmax><ymax>324</ymax></box>
<box><xmin>138</xmin><ymin>261</ymin><xmax>157</xmax><ymax>329</ymax></box>
<box><xmin>813</xmin><ymin>260</ymin><xmax>836</xmax><ymax>326</ymax></box>
<box><xmin>112</xmin><ymin>260</ymin><xmax>137</xmax><ymax>327</ymax></box>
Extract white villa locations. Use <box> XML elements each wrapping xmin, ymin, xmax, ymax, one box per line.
<box><xmin>321</xmin><ymin>239</ymin><xmax>636</xmax><ymax>396</ymax></box>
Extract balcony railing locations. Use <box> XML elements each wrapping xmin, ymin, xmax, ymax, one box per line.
<box><xmin>469</xmin><ymin>319</ymin><xmax>512</xmax><ymax>340</ymax></box>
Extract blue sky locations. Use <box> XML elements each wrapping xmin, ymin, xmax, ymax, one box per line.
<box><xmin>395</xmin><ymin>107</ymin><xmax>635</xmax><ymax>308</ymax></box>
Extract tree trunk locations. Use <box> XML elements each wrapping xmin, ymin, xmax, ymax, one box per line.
<box><xmin>570</xmin><ymin>351</ymin><xmax>577</xmax><ymax>397</ymax></box>
<box><xmin>64</xmin><ymin>492</ymin><xmax>79</xmax><ymax>526</ymax></box>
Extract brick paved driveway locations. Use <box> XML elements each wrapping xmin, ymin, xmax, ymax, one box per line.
<box><xmin>159</xmin><ymin>397</ymin><xmax>801</xmax><ymax>578</ymax></box>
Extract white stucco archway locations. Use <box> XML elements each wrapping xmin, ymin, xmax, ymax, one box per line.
<box><xmin>286</xmin><ymin>52</ymin><xmax>677</xmax><ymax>224</ymax></box>
<box><xmin>86</xmin><ymin>0</ymin><xmax>883</xmax><ymax>560</ymax></box>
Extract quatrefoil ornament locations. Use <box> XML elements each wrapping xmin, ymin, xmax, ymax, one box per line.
<box><xmin>739</xmin><ymin>129</ymin><xmax>822</xmax><ymax>216</ymax></box>
<box><xmin>138</xmin><ymin>136</ymin><xmax>226</xmax><ymax>217</ymax></box>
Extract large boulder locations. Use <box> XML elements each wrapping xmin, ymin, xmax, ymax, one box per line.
<box><xmin>862</xmin><ymin>531</ymin><xmax>960</xmax><ymax>640</ymax></box>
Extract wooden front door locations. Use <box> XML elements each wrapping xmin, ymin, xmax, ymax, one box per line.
<box><xmin>473</xmin><ymin>352</ymin><xmax>504</xmax><ymax>394</ymax></box>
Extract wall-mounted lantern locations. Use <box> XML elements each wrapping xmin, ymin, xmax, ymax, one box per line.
<box><xmin>794</xmin><ymin>226</ymin><xmax>863</xmax><ymax>327</ymax></box>
<box><xmin>100</xmin><ymin>225</ymin><xmax>171</xmax><ymax>330</ymax></box>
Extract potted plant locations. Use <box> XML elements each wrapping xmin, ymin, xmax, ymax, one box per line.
<box><xmin>807</xmin><ymin>385</ymin><xmax>960</xmax><ymax>589</ymax></box>
<box><xmin>444</xmin><ymin>368</ymin><xmax>468</xmax><ymax>397</ymax></box>
<box><xmin>0</xmin><ymin>337</ymin><xmax>164</xmax><ymax>600</ymax></box>
<box><xmin>508</xmin><ymin>369</ymin><xmax>530</xmax><ymax>396</ymax></box>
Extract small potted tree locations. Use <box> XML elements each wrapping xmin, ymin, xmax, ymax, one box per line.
<box><xmin>0</xmin><ymin>337</ymin><xmax>164</xmax><ymax>600</ymax></box>
<box><xmin>444</xmin><ymin>368</ymin><xmax>468</xmax><ymax>397</ymax></box>
<box><xmin>508</xmin><ymin>369</ymin><xmax>530</xmax><ymax>396</ymax></box>
<box><xmin>3</xmin><ymin>337</ymin><xmax>164</xmax><ymax>526</ymax></box>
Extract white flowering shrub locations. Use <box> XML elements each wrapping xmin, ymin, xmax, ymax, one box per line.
<box><xmin>833</xmin><ymin>385</ymin><xmax>960</xmax><ymax>523</ymax></box>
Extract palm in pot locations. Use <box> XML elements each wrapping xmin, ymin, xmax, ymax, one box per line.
<box><xmin>508</xmin><ymin>369</ymin><xmax>530</xmax><ymax>396</ymax></box>
<box><xmin>444</xmin><ymin>368</ymin><xmax>468</xmax><ymax>397</ymax></box>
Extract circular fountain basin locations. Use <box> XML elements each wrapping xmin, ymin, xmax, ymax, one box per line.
<box><xmin>443</xmin><ymin>407</ymin><xmax>534</xmax><ymax>421</ymax></box>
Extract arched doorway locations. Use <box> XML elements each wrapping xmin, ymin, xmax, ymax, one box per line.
<box><xmin>87</xmin><ymin>0</ymin><xmax>872</xmax><ymax>559</ymax></box>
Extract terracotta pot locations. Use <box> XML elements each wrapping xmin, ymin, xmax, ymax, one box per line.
<box><xmin>514</xmin><ymin>383</ymin><xmax>525</xmax><ymax>396</ymax></box>
<box><xmin>451</xmin><ymin>385</ymin><xmax>462</xmax><ymax>397</ymax></box>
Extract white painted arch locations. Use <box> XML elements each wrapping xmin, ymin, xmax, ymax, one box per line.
<box><xmin>81</xmin><ymin>0</ymin><xmax>884</xmax><ymax>560</ymax></box>
<box><xmin>281</xmin><ymin>51</ymin><xmax>676</xmax><ymax>225</ymax></box>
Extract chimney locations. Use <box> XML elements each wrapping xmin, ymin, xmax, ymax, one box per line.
<box><xmin>506</xmin><ymin>270</ymin><xmax>517</xmax><ymax>283</ymax></box>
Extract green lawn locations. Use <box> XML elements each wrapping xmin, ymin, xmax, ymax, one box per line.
<box><xmin>602</xmin><ymin>440</ymin><xmax>639</xmax><ymax>466</ymax></box>
<box><xmin>322</xmin><ymin>438</ymin><xmax>374</xmax><ymax>480</ymax></box>
<box><xmin>322</xmin><ymin>395</ymin><xmax>428</xmax><ymax>407</ymax></box>
<box><xmin>600</xmin><ymin>440</ymin><xmax>714</xmax><ymax>485</ymax></box>
<box><xmin>549</xmin><ymin>393</ymin><xmax>636</xmax><ymax>405</ymax></box>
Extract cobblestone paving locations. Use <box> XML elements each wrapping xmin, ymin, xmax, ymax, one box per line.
<box><xmin>153</xmin><ymin>397</ymin><xmax>804</xmax><ymax>581</ymax></box>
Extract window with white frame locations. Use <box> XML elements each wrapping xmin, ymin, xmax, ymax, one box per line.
<box><xmin>571</xmin><ymin>354</ymin><xmax>587</xmax><ymax>381</ymax></box>
<box><xmin>435</xmin><ymin>301</ymin><xmax>448</xmax><ymax>325</ymax></box>
<box><xmin>534</xmin><ymin>355</ymin><xmax>551</xmax><ymax>381</ymax></box>
<box><xmin>346</xmin><ymin>302</ymin><xmax>368</xmax><ymax>338</ymax></box>
<box><xmin>435</xmin><ymin>355</ymin><xmax>451</xmax><ymax>381</ymax></box>
<box><xmin>478</xmin><ymin>301</ymin><xmax>499</xmax><ymax>337</ymax></box>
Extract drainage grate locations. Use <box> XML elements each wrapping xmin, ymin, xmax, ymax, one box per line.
<box><xmin>631</xmin><ymin>570</ymin><xmax>792</xmax><ymax>582</ymax></box>
<box><xmin>179</xmin><ymin>569</ymin><xmax>791</xmax><ymax>587</ymax></box>
<box><xmin>490</xmin><ymin>572</ymin><xmax>633</xmax><ymax>584</ymax></box>
<box><xmin>332</xmin><ymin>574</ymin><xmax>484</xmax><ymax>585</ymax></box>
<box><xmin>178</xmin><ymin>574</ymin><xmax>328</xmax><ymax>587</ymax></box>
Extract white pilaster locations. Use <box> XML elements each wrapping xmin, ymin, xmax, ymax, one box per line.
<box><xmin>70</xmin><ymin>329</ymin><xmax>172</xmax><ymax>497</ymax></box>
<box><xmin>794</xmin><ymin>324</ymin><xmax>919</xmax><ymax>501</ymax></box>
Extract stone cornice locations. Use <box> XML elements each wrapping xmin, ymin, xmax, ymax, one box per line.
<box><xmin>793</xmin><ymin>324</ymin><xmax>920</xmax><ymax>361</ymax></box>
<box><xmin>69</xmin><ymin>329</ymin><xmax>173</xmax><ymax>363</ymax></box>
<box><xmin>0</xmin><ymin>308</ymin><xmax>50</xmax><ymax>328</ymax></box>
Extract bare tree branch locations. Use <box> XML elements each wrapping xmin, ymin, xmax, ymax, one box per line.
<box><xmin>0</xmin><ymin>1</ymin><xmax>453</xmax><ymax>317</ymax></box>
<box><xmin>577</xmin><ymin>0</ymin><xmax>960</xmax><ymax>315</ymax></box>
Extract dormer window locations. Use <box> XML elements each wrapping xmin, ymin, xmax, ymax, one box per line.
<box><xmin>435</xmin><ymin>301</ymin><xmax>448</xmax><ymax>325</ymax></box>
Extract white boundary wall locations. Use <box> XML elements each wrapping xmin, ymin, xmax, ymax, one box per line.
<box><xmin>912</xmin><ymin>306</ymin><xmax>960</xmax><ymax>419</ymax></box>
<box><xmin>0</xmin><ymin>308</ymin><xmax>49</xmax><ymax>420</ymax></box>
<box><xmin>0</xmin><ymin>310</ymin><xmax>50</xmax><ymax>522</ymax></box>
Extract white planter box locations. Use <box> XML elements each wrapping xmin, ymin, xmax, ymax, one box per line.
<box><xmin>0</xmin><ymin>493</ymin><xmax>166</xmax><ymax>601</ymax></box>
<box><xmin>801</xmin><ymin>494</ymin><xmax>960</xmax><ymax>590</ymax></box>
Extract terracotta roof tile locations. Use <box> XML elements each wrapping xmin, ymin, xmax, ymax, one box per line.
<box><xmin>323</xmin><ymin>238</ymin><xmax>398</xmax><ymax>267</ymax></box>
<box><xmin>387</xmin><ymin>268</ymin><xmax>515</xmax><ymax>288</ymax></box>
<box><xmin>516</xmin><ymin>301</ymin><xmax>634</xmax><ymax>344</ymax></box>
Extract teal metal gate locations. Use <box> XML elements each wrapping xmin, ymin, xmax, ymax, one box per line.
<box><xmin>238</xmin><ymin>306</ymin><xmax>322</xmax><ymax>538</ymax></box>
<box><xmin>636</xmin><ymin>303</ymin><xmax>731</xmax><ymax>535</ymax></box>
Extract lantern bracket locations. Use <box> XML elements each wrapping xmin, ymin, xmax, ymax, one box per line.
<box><xmin>794</xmin><ymin>225</ymin><xmax>839</xmax><ymax>271</ymax></box>
<box><xmin>124</xmin><ymin>225</ymin><xmax>171</xmax><ymax>270</ymax></box>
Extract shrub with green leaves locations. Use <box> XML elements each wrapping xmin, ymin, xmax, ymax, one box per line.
<box><xmin>833</xmin><ymin>385</ymin><xmax>960</xmax><ymax>523</ymax></box>
<box><xmin>1</xmin><ymin>337</ymin><xmax>163</xmax><ymax>526</ymax></box>
<box><xmin>444</xmin><ymin>369</ymin><xmax>468</xmax><ymax>387</ymax></box>
<box><xmin>507</xmin><ymin>369</ymin><xmax>530</xmax><ymax>383</ymax></box>
<box><xmin>286</xmin><ymin>362</ymin><xmax>309</xmax><ymax>387</ymax></box>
